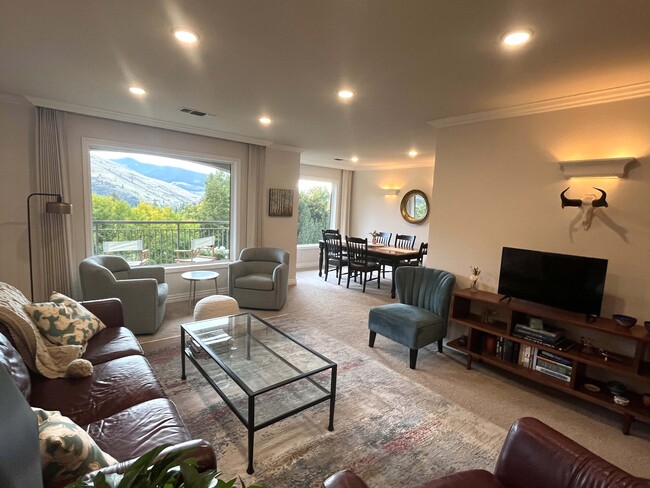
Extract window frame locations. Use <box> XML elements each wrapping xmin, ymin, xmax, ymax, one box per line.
<box><xmin>81</xmin><ymin>137</ymin><xmax>240</xmax><ymax>268</ymax></box>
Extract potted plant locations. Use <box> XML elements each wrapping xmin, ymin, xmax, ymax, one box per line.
<box><xmin>65</xmin><ymin>445</ymin><xmax>261</xmax><ymax>488</ymax></box>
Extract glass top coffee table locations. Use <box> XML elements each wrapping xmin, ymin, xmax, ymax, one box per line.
<box><xmin>180</xmin><ymin>313</ymin><xmax>337</xmax><ymax>474</ymax></box>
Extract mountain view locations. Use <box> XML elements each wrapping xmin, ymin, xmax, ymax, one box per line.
<box><xmin>90</xmin><ymin>154</ymin><xmax>204</xmax><ymax>208</ymax></box>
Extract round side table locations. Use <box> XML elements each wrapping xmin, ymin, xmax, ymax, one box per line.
<box><xmin>181</xmin><ymin>270</ymin><xmax>219</xmax><ymax>312</ymax></box>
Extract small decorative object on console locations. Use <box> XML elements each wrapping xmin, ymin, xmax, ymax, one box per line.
<box><xmin>480</xmin><ymin>307</ymin><xmax>498</xmax><ymax>325</ymax></box>
<box><xmin>644</xmin><ymin>321</ymin><xmax>650</xmax><ymax>332</ymax></box>
<box><xmin>614</xmin><ymin>395</ymin><xmax>630</xmax><ymax>406</ymax></box>
<box><xmin>605</xmin><ymin>380</ymin><xmax>626</xmax><ymax>395</ymax></box>
<box><xmin>612</xmin><ymin>314</ymin><xmax>637</xmax><ymax>328</ymax></box>
<box><xmin>469</xmin><ymin>266</ymin><xmax>480</xmax><ymax>292</ymax></box>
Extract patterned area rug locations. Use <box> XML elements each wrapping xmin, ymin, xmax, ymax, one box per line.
<box><xmin>146</xmin><ymin>317</ymin><xmax>505</xmax><ymax>487</ymax></box>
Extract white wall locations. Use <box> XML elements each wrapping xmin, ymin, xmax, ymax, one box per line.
<box><xmin>350</xmin><ymin>166</ymin><xmax>434</xmax><ymax>246</ymax></box>
<box><xmin>0</xmin><ymin>99</ymin><xmax>300</xmax><ymax>300</ymax></box>
<box><xmin>0</xmin><ymin>97</ymin><xmax>34</xmax><ymax>292</ymax></box>
<box><xmin>263</xmin><ymin>147</ymin><xmax>300</xmax><ymax>283</ymax></box>
<box><xmin>429</xmin><ymin>97</ymin><xmax>650</xmax><ymax>336</ymax></box>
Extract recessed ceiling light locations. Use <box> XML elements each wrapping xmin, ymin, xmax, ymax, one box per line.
<box><xmin>502</xmin><ymin>30</ymin><xmax>532</xmax><ymax>46</ymax></box>
<box><xmin>338</xmin><ymin>90</ymin><xmax>355</xmax><ymax>100</ymax></box>
<box><xmin>258</xmin><ymin>116</ymin><xmax>272</xmax><ymax>126</ymax></box>
<box><xmin>128</xmin><ymin>86</ymin><xmax>146</xmax><ymax>96</ymax></box>
<box><xmin>408</xmin><ymin>150</ymin><xmax>418</xmax><ymax>158</ymax></box>
<box><xmin>351</xmin><ymin>156</ymin><xmax>359</xmax><ymax>163</ymax></box>
<box><xmin>174</xmin><ymin>29</ymin><xmax>199</xmax><ymax>44</ymax></box>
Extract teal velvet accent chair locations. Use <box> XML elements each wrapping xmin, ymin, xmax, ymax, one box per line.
<box><xmin>368</xmin><ymin>266</ymin><xmax>456</xmax><ymax>369</ymax></box>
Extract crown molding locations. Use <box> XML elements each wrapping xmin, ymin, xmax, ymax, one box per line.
<box><xmin>268</xmin><ymin>143</ymin><xmax>304</xmax><ymax>153</ymax></box>
<box><xmin>0</xmin><ymin>92</ymin><xmax>31</xmax><ymax>106</ymax></box>
<box><xmin>300</xmin><ymin>158</ymin><xmax>434</xmax><ymax>171</ymax></box>
<box><xmin>428</xmin><ymin>81</ymin><xmax>650</xmax><ymax>128</ymax></box>
<box><xmin>24</xmin><ymin>96</ymin><xmax>274</xmax><ymax>146</ymax></box>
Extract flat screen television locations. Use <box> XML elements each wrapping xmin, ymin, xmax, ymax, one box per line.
<box><xmin>497</xmin><ymin>247</ymin><xmax>608</xmax><ymax>317</ymax></box>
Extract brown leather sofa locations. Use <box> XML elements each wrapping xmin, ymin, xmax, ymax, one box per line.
<box><xmin>322</xmin><ymin>417</ymin><xmax>649</xmax><ymax>488</ymax></box>
<box><xmin>0</xmin><ymin>298</ymin><xmax>216</xmax><ymax>488</ymax></box>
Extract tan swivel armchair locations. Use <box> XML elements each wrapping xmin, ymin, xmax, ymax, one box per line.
<box><xmin>228</xmin><ymin>247</ymin><xmax>290</xmax><ymax>310</ymax></box>
<box><xmin>79</xmin><ymin>255</ymin><xmax>168</xmax><ymax>334</ymax></box>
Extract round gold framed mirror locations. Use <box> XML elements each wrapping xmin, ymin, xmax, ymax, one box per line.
<box><xmin>400</xmin><ymin>190</ymin><xmax>429</xmax><ymax>224</ymax></box>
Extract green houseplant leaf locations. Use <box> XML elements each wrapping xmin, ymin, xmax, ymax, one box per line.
<box><xmin>64</xmin><ymin>445</ymin><xmax>262</xmax><ymax>488</ymax></box>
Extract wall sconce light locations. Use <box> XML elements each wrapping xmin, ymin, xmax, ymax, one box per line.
<box><xmin>382</xmin><ymin>188</ymin><xmax>400</xmax><ymax>196</ymax></box>
<box><xmin>559</xmin><ymin>157</ymin><xmax>635</xmax><ymax>178</ymax></box>
<box><xmin>27</xmin><ymin>192</ymin><xmax>72</xmax><ymax>300</ymax></box>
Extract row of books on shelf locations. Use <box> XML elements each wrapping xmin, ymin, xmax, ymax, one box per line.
<box><xmin>493</xmin><ymin>337</ymin><xmax>574</xmax><ymax>382</ymax></box>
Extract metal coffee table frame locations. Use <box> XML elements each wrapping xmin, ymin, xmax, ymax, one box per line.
<box><xmin>180</xmin><ymin>313</ymin><xmax>337</xmax><ymax>474</ymax></box>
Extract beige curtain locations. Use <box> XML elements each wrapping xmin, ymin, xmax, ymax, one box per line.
<box><xmin>33</xmin><ymin>108</ymin><xmax>73</xmax><ymax>300</ymax></box>
<box><xmin>339</xmin><ymin>169</ymin><xmax>353</xmax><ymax>237</ymax></box>
<box><xmin>246</xmin><ymin>144</ymin><xmax>266</xmax><ymax>248</ymax></box>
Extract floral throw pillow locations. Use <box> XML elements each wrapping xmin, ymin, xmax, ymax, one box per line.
<box><xmin>33</xmin><ymin>407</ymin><xmax>118</xmax><ymax>484</ymax></box>
<box><xmin>24</xmin><ymin>292</ymin><xmax>106</xmax><ymax>346</ymax></box>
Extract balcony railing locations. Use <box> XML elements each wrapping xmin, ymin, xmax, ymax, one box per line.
<box><xmin>92</xmin><ymin>220</ymin><xmax>230</xmax><ymax>265</ymax></box>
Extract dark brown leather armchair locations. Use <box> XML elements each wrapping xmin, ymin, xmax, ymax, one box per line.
<box><xmin>322</xmin><ymin>417</ymin><xmax>649</xmax><ymax>488</ymax></box>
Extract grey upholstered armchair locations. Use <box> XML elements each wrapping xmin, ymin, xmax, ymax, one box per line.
<box><xmin>368</xmin><ymin>266</ymin><xmax>455</xmax><ymax>369</ymax></box>
<box><xmin>228</xmin><ymin>247</ymin><xmax>290</xmax><ymax>310</ymax></box>
<box><xmin>79</xmin><ymin>255</ymin><xmax>168</xmax><ymax>334</ymax></box>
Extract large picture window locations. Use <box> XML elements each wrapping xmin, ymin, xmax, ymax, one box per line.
<box><xmin>89</xmin><ymin>149</ymin><xmax>231</xmax><ymax>265</ymax></box>
<box><xmin>297</xmin><ymin>178</ymin><xmax>336</xmax><ymax>245</ymax></box>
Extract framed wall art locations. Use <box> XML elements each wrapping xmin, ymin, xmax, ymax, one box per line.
<box><xmin>268</xmin><ymin>188</ymin><xmax>294</xmax><ymax>217</ymax></box>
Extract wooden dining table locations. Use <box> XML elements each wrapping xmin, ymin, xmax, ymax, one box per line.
<box><xmin>318</xmin><ymin>240</ymin><xmax>420</xmax><ymax>298</ymax></box>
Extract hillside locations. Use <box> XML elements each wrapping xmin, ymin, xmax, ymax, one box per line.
<box><xmin>90</xmin><ymin>155</ymin><xmax>202</xmax><ymax>208</ymax></box>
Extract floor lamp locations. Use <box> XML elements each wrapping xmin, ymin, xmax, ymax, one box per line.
<box><xmin>27</xmin><ymin>192</ymin><xmax>72</xmax><ymax>300</ymax></box>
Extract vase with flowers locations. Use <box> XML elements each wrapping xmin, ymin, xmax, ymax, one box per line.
<box><xmin>469</xmin><ymin>266</ymin><xmax>481</xmax><ymax>292</ymax></box>
<box><xmin>369</xmin><ymin>230</ymin><xmax>379</xmax><ymax>244</ymax></box>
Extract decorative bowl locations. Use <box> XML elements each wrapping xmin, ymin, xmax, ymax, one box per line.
<box><xmin>612</xmin><ymin>314</ymin><xmax>637</xmax><ymax>328</ymax></box>
<box><xmin>643</xmin><ymin>394</ymin><xmax>650</xmax><ymax>408</ymax></box>
<box><xmin>645</xmin><ymin>321</ymin><xmax>650</xmax><ymax>333</ymax></box>
<box><xmin>605</xmin><ymin>380</ymin><xmax>627</xmax><ymax>395</ymax></box>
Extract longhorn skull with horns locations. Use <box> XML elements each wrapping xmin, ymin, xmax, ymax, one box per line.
<box><xmin>560</xmin><ymin>187</ymin><xmax>608</xmax><ymax>230</ymax></box>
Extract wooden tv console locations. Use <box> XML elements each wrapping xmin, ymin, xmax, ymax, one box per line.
<box><xmin>447</xmin><ymin>289</ymin><xmax>650</xmax><ymax>434</ymax></box>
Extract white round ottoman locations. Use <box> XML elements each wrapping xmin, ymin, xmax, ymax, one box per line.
<box><xmin>193</xmin><ymin>295</ymin><xmax>240</xmax><ymax>321</ymax></box>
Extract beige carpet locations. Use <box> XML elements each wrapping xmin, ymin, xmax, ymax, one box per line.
<box><xmin>140</xmin><ymin>269</ymin><xmax>650</xmax><ymax>482</ymax></box>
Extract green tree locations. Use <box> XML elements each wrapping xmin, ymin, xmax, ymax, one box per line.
<box><xmin>92</xmin><ymin>194</ymin><xmax>132</xmax><ymax>220</ymax></box>
<box><xmin>298</xmin><ymin>186</ymin><xmax>331</xmax><ymax>244</ymax></box>
<box><xmin>197</xmin><ymin>171</ymin><xmax>230</xmax><ymax>221</ymax></box>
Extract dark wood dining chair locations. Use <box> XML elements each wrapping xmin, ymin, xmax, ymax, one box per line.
<box><xmin>409</xmin><ymin>242</ymin><xmax>428</xmax><ymax>266</ymax></box>
<box><xmin>375</xmin><ymin>232</ymin><xmax>392</xmax><ymax>246</ymax></box>
<box><xmin>345</xmin><ymin>236</ymin><xmax>381</xmax><ymax>292</ymax></box>
<box><xmin>322</xmin><ymin>232</ymin><xmax>348</xmax><ymax>285</ymax></box>
<box><xmin>394</xmin><ymin>234</ymin><xmax>416</xmax><ymax>250</ymax></box>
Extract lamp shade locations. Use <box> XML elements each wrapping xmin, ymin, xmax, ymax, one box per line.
<box><xmin>45</xmin><ymin>201</ymin><xmax>72</xmax><ymax>214</ymax></box>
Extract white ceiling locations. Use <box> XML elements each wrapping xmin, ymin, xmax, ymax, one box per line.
<box><xmin>1</xmin><ymin>1</ymin><xmax>649</xmax><ymax>169</ymax></box>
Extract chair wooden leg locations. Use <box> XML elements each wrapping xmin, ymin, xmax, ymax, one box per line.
<box><xmin>362</xmin><ymin>272</ymin><xmax>367</xmax><ymax>292</ymax></box>
<box><xmin>338</xmin><ymin>267</ymin><xmax>343</xmax><ymax>285</ymax></box>
<box><xmin>369</xmin><ymin>331</ymin><xmax>376</xmax><ymax>347</ymax></box>
<box><xmin>438</xmin><ymin>339</ymin><xmax>444</xmax><ymax>352</ymax></box>
<box><xmin>346</xmin><ymin>270</ymin><xmax>351</xmax><ymax>288</ymax></box>
<box><xmin>409</xmin><ymin>349</ymin><xmax>418</xmax><ymax>369</ymax></box>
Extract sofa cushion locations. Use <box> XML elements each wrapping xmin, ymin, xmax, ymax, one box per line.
<box><xmin>82</xmin><ymin>327</ymin><xmax>143</xmax><ymax>365</ymax></box>
<box><xmin>24</xmin><ymin>292</ymin><xmax>106</xmax><ymax>346</ymax></box>
<box><xmin>84</xmin><ymin>398</ymin><xmax>192</xmax><ymax>461</ymax></box>
<box><xmin>33</xmin><ymin>407</ymin><xmax>117</xmax><ymax>485</ymax></box>
<box><xmin>29</xmin><ymin>355</ymin><xmax>166</xmax><ymax>426</ymax></box>
<box><xmin>0</xmin><ymin>329</ymin><xmax>31</xmax><ymax>399</ymax></box>
<box><xmin>235</xmin><ymin>273</ymin><xmax>274</xmax><ymax>291</ymax></box>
